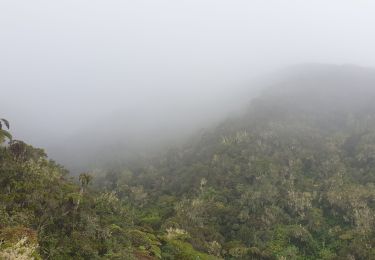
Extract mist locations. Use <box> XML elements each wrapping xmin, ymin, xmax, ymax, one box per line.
<box><xmin>2</xmin><ymin>0</ymin><xmax>375</xmax><ymax>171</ymax></box>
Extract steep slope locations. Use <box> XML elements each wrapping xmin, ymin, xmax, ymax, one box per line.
<box><xmin>3</xmin><ymin>64</ymin><xmax>375</xmax><ymax>259</ymax></box>
<box><xmin>96</xmin><ymin>65</ymin><xmax>375</xmax><ymax>259</ymax></box>
<box><xmin>0</xmin><ymin>139</ymin><xmax>143</xmax><ymax>259</ymax></box>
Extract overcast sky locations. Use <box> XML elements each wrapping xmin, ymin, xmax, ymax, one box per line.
<box><xmin>1</xmin><ymin>0</ymin><xmax>375</xmax><ymax>153</ymax></box>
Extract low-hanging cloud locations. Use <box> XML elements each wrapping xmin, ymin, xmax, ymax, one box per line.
<box><xmin>1</xmin><ymin>0</ymin><xmax>375</xmax><ymax>170</ymax></box>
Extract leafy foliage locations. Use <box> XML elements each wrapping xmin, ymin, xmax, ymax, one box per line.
<box><xmin>94</xmin><ymin>72</ymin><xmax>375</xmax><ymax>259</ymax></box>
<box><xmin>0</xmin><ymin>118</ymin><xmax>12</xmax><ymax>142</ymax></box>
<box><xmin>3</xmin><ymin>68</ymin><xmax>375</xmax><ymax>259</ymax></box>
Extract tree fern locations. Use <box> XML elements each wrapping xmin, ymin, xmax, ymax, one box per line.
<box><xmin>0</xmin><ymin>118</ymin><xmax>12</xmax><ymax>142</ymax></box>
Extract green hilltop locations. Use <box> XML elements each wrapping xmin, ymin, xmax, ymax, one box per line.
<box><xmin>2</xmin><ymin>65</ymin><xmax>375</xmax><ymax>259</ymax></box>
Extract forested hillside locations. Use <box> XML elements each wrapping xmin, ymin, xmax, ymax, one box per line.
<box><xmin>2</xmin><ymin>66</ymin><xmax>375</xmax><ymax>259</ymax></box>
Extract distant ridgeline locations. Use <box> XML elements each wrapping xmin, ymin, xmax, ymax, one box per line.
<box><xmin>2</xmin><ymin>65</ymin><xmax>375</xmax><ymax>259</ymax></box>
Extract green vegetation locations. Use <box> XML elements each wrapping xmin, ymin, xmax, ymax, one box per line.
<box><xmin>2</xmin><ymin>71</ymin><xmax>375</xmax><ymax>259</ymax></box>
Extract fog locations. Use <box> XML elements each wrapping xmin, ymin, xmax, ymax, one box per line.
<box><xmin>1</xmin><ymin>1</ymin><xmax>375</xmax><ymax>171</ymax></box>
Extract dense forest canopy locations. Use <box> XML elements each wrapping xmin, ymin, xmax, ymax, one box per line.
<box><xmin>1</xmin><ymin>65</ymin><xmax>375</xmax><ymax>259</ymax></box>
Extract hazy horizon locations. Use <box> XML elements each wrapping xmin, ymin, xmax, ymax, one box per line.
<box><xmin>2</xmin><ymin>1</ymin><xmax>375</xmax><ymax>168</ymax></box>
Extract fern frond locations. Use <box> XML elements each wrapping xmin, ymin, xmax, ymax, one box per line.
<box><xmin>1</xmin><ymin>118</ymin><xmax>10</xmax><ymax>129</ymax></box>
<box><xmin>0</xmin><ymin>129</ymin><xmax>12</xmax><ymax>141</ymax></box>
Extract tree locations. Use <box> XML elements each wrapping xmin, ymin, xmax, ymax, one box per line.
<box><xmin>79</xmin><ymin>173</ymin><xmax>93</xmax><ymax>193</ymax></box>
<box><xmin>0</xmin><ymin>118</ymin><xmax>12</xmax><ymax>143</ymax></box>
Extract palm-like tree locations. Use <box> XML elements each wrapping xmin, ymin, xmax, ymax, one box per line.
<box><xmin>75</xmin><ymin>173</ymin><xmax>93</xmax><ymax>211</ymax></box>
<box><xmin>0</xmin><ymin>118</ymin><xmax>12</xmax><ymax>143</ymax></box>
<box><xmin>79</xmin><ymin>173</ymin><xmax>93</xmax><ymax>192</ymax></box>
